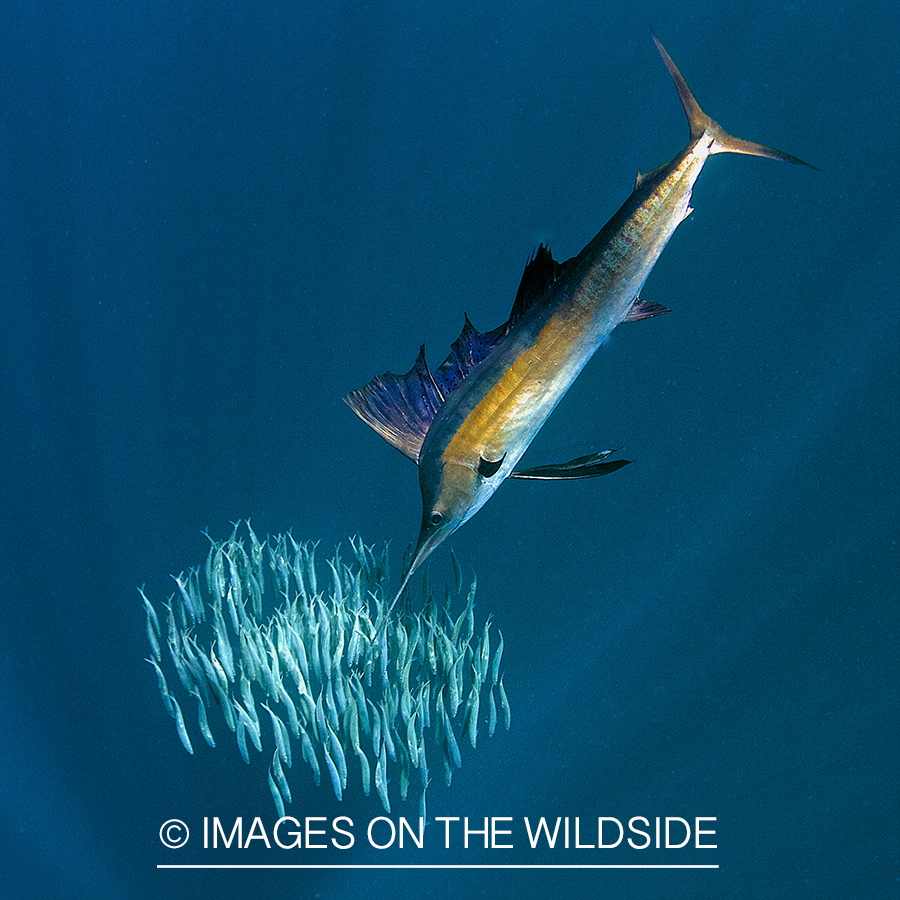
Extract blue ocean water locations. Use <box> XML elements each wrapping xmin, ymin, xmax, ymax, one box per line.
<box><xmin>1</xmin><ymin>2</ymin><xmax>897</xmax><ymax>898</ymax></box>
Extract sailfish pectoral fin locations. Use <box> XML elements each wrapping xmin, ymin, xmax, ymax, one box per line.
<box><xmin>477</xmin><ymin>454</ymin><xmax>506</xmax><ymax>478</ymax></box>
<box><xmin>508</xmin><ymin>450</ymin><xmax>632</xmax><ymax>481</ymax></box>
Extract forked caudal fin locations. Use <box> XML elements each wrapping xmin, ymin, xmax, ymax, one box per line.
<box><xmin>652</xmin><ymin>30</ymin><xmax>816</xmax><ymax>169</ymax></box>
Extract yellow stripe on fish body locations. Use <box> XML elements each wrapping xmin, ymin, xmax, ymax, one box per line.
<box><xmin>442</xmin><ymin>299</ymin><xmax>595</xmax><ymax>468</ymax></box>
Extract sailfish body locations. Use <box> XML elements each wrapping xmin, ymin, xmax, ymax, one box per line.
<box><xmin>345</xmin><ymin>34</ymin><xmax>811</xmax><ymax>616</ymax></box>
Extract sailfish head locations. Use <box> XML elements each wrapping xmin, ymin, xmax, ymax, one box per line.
<box><xmin>378</xmin><ymin>451</ymin><xmax>505</xmax><ymax>633</ymax></box>
<box><xmin>415</xmin><ymin>456</ymin><xmax>493</xmax><ymax>567</ymax></box>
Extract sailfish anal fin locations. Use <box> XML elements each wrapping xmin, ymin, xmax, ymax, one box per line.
<box><xmin>625</xmin><ymin>298</ymin><xmax>670</xmax><ymax>321</ymax></box>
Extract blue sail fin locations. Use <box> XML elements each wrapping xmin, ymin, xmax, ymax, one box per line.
<box><xmin>343</xmin><ymin>244</ymin><xmax>568</xmax><ymax>461</ymax></box>
<box><xmin>343</xmin><ymin>246</ymin><xmax>662</xmax><ymax>462</ymax></box>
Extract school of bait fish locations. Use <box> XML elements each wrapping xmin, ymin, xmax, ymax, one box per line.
<box><xmin>142</xmin><ymin>522</ymin><xmax>509</xmax><ymax>819</ymax></box>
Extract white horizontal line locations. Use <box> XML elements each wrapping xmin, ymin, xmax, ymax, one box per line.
<box><xmin>157</xmin><ymin>864</ymin><xmax>719</xmax><ymax>870</ymax></box>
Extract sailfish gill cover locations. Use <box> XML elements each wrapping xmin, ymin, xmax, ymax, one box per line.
<box><xmin>142</xmin><ymin>523</ymin><xmax>509</xmax><ymax>818</ymax></box>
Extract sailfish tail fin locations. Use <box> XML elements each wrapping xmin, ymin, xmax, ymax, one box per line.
<box><xmin>651</xmin><ymin>30</ymin><xmax>817</xmax><ymax>169</ymax></box>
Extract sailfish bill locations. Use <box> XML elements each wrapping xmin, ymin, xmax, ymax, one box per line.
<box><xmin>345</xmin><ymin>32</ymin><xmax>813</xmax><ymax>630</ymax></box>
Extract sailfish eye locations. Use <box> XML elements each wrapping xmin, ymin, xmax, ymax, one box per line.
<box><xmin>429</xmin><ymin>511</ymin><xmax>444</xmax><ymax>526</ymax></box>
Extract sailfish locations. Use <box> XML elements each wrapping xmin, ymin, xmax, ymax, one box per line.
<box><xmin>345</xmin><ymin>33</ymin><xmax>812</xmax><ymax>626</ymax></box>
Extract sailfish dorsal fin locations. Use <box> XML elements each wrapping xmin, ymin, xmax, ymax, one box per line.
<box><xmin>342</xmin><ymin>346</ymin><xmax>443</xmax><ymax>462</ymax></box>
<box><xmin>507</xmin><ymin>243</ymin><xmax>565</xmax><ymax>324</ymax></box>
<box><xmin>343</xmin><ymin>244</ymin><xmax>569</xmax><ymax>462</ymax></box>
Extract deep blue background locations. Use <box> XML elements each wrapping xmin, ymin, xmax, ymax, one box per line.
<box><xmin>1</xmin><ymin>2</ymin><xmax>897</xmax><ymax>898</ymax></box>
